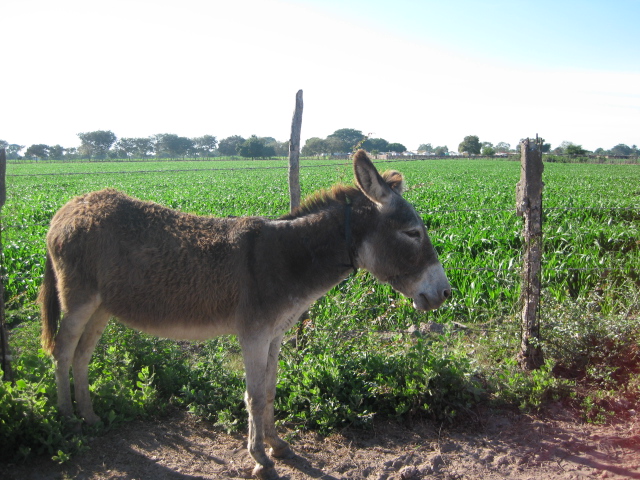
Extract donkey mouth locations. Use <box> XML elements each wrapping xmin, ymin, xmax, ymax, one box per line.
<box><xmin>414</xmin><ymin>291</ymin><xmax>450</xmax><ymax>311</ymax></box>
<box><xmin>414</xmin><ymin>294</ymin><xmax>434</xmax><ymax>311</ymax></box>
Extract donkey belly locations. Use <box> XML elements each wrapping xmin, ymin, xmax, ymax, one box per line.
<box><xmin>99</xmin><ymin>277</ymin><xmax>240</xmax><ymax>341</ymax></box>
<box><xmin>116</xmin><ymin>313</ymin><xmax>237</xmax><ymax>341</ymax></box>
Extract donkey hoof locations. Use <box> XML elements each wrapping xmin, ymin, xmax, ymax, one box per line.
<box><xmin>269</xmin><ymin>444</ymin><xmax>295</xmax><ymax>459</ymax></box>
<box><xmin>63</xmin><ymin>417</ymin><xmax>83</xmax><ymax>434</ymax></box>
<box><xmin>82</xmin><ymin>412</ymin><xmax>101</xmax><ymax>426</ymax></box>
<box><xmin>253</xmin><ymin>464</ymin><xmax>279</xmax><ymax>480</ymax></box>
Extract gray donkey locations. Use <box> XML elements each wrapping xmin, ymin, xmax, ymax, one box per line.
<box><xmin>39</xmin><ymin>150</ymin><xmax>451</xmax><ymax>479</ymax></box>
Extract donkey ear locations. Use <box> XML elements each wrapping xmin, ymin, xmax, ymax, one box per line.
<box><xmin>353</xmin><ymin>149</ymin><xmax>394</xmax><ymax>206</ymax></box>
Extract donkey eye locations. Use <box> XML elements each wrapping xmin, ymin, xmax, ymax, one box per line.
<box><xmin>404</xmin><ymin>230</ymin><xmax>421</xmax><ymax>239</ymax></box>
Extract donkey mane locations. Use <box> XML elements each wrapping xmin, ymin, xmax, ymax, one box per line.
<box><xmin>283</xmin><ymin>169</ymin><xmax>405</xmax><ymax>219</ymax></box>
<box><xmin>282</xmin><ymin>183</ymin><xmax>359</xmax><ymax>219</ymax></box>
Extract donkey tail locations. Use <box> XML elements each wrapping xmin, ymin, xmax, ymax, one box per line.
<box><xmin>38</xmin><ymin>253</ymin><xmax>60</xmax><ymax>355</ymax></box>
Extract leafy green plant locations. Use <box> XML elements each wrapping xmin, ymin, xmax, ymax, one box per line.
<box><xmin>489</xmin><ymin>358</ymin><xmax>572</xmax><ymax>410</ymax></box>
<box><xmin>276</xmin><ymin>331</ymin><xmax>483</xmax><ymax>433</ymax></box>
<box><xmin>0</xmin><ymin>366</ymin><xmax>87</xmax><ymax>463</ymax></box>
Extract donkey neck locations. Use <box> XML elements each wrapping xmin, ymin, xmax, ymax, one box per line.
<box><xmin>269</xmin><ymin>201</ymin><xmax>359</xmax><ymax>293</ymax></box>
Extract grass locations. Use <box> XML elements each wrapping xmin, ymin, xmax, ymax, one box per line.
<box><xmin>1</xmin><ymin>157</ymin><xmax>638</xmax><ymax>462</ymax></box>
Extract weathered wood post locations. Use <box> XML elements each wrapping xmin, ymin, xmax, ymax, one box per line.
<box><xmin>0</xmin><ymin>148</ymin><xmax>12</xmax><ymax>381</ymax></box>
<box><xmin>516</xmin><ymin>136</ymin><xmax>545</xmax><ymax>370</ymax></box>
<box><xmin>288</xmin><ymin>89</ymin><xmax>303</xmax><ymax>211</ymax></box>
<box><xmin>287</xmin><ymin>90</ymin><xmax>311</xmax><ymax>347</ymax></box>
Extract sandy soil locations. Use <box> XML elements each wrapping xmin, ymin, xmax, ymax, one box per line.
<box><xmin>3</xmin><ymin>404</ymin><xmax>640</xmax><ymax>480</ymax></box>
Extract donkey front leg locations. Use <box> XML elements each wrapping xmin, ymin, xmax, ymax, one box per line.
<box><xmin>264</xmin><ymin>335</ymin><xmax>294</xmax><ymax>459</ymax></box>
<box><xmin>240</xmin><ymin>336</ymin><xmax>278</xmax><ymax>480</ymax></box>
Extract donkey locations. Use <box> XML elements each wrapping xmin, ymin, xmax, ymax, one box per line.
<box><xmin>39</xmin><ymin>150</ymin><xmax>450</xmax><ymax>479</ymax></box>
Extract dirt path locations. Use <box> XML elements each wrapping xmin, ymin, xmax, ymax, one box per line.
<box><xmin>4</xmin><ymin>404</ymin><xmax>640</xmax><ymax>479</ymax></box>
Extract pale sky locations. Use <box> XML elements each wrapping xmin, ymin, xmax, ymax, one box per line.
<box><xmin>3</xmin><ymin>0</ymin><xmax>639</xmax><ymax>153</ymax></box>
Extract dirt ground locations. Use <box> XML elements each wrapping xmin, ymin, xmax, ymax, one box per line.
<box><xmin>3</xmin><ymin>403</ymin><xmax>640</xmax><ymax>480</ymax></box>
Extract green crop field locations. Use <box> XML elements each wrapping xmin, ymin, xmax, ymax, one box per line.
<box><xmin>4</xmin><ymin>158</ymin><xmax>637</xmax><ymax>318</ymax></box>
<box><xmin>1</xmin><ymin>157</ymin><xmax>639</xmax><ymax>462</ymax></box>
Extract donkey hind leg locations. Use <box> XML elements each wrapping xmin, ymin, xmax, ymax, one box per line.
<box><xmin>52</xmin><ymin>295</ymin><xmax>101</xmax><ymax>419</ymax></box>
<box><xmin>240</xmin><ymin>336</ymin><xmax>278</xmax><ymax>480</ymax></box>
<box><xmin>72</xmin><ymin>307</ymin><xmax>110</xmax><ymax>424</ymax></box>
<box><xmin>264</xmin><ymin>335</ymin><xmax>294</xmax><ymax>459</ymax></box>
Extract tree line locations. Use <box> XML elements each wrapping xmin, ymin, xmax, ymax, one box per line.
<box><xmin>0</xmin><ymin>128</ymin><xmax>408</xmax><ymax>161</ymax></box>
<box><xmin>0</xmin><ymin>132</ymin><xmax>289</xmax><ymax>161</ymax></box>
<box><xmin>447</xmin><ymin>135</ymin><xmax>637</xmax><ymax>157</ymax></box>
<box><xmin>1</xmin><ymin>131</ymin><xmax>637</xmax><ymax>161</ymax></box>
<box><xmin>301</xmin><ymin>128</ymin><xmax>407</xmax><ymax>156</ymax></box>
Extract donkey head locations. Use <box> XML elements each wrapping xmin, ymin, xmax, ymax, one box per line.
<box><xmin>353</xmin><ymin>150</ymin><xmax>451</xmax><ymax>311</ymax></box>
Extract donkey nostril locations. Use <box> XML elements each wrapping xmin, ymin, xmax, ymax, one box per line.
<box><xmin>443</xmin><ymin>288</ymin><xmax>451</xmax><ymax>299</ymax></box>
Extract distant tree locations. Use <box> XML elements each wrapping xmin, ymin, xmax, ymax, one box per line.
<box><xmin>238</xmin><ymin>135</ymin><xmax>274</xmax><ymax>159</ymax></box>
<box><xmin>387</xmin><ymin>143</ymin><xmax>406</xmax><ymax>153</ymax></box>
<box><xmin>25</xmin><ymin>144</ymin><xmax>50</xmax><ymax>159</ymax></box>
<box><xmin>154</xmin><ymin>134</ymin><xmax>194</xmax><ymax>159</ymax></box>
<box><xmin>261</xmin><ymin>137</ymin><xmax>288</xmax><ymax>156</ymax></box>
<box><xmin>218</xmin><ymin>135</ymin><xmax>246</xmax><ymax>156</ymax></box>
<box><xmin>0</xmin><ymin>140</ymin><xmax>21</xmax><ymax>158</ymax></box>
<box><xmin>264</xmin><ymin>145</ymin><xmax>277</xmax><ymax>157</ymax></box>
<box><xmin>260</xmin><ymin>137</ymin><xmax>277</xmax><ymax>147</ymax></box>
<box><xmin>417</xmin><ymin>143</ymin><xmax>434</xmax><ymax>154</ymax></box>
<box><xmin>565</xmin><ymin>144</ymin><xmax>587</xmax><ymax>156</ymax></box>
<box><xmin>610</xmin><ymin>143</ymin><xmax>633</xmax><ymax>156</ymax></box>
<box><xmin>458</xmin><ymin>135</ymin><xmax>481</xmax><ymax>155</ymax></box>
<box><xmin>481</xmin><ymin>145</ymin><xmax>495</xmax><ymax>156</ymax></box>
<box><xmin>77</xmin><ymin>130</ymin><xmax>117</xmax><ymax>159</ymax></box>
<box><xmin>495</xmin><ymin>142</ymin><xmax>511</xmax><ymax>153</ymax></box>
<box><xmin>113</xmin><ymin>138</ymin><xmax>137</xmax><ymax>159</ymax></box>
<box><xmin>325</xmin><ymin>136</ymin><xmax>346</xmax><ymax>155</ymax></box>
<box><xmin>433</xmin><ymin>146</ymin><xmax>449</xmax><ymax>156</ymax></box>
<box><xmin>594</xmin><ymin>147</ymin><xmax>606</xmax><ymax>155</ymax></box>
<box><xmin>274</xmin><ymin>140</ymin><xmax>289</xmax><ymax>156</ymax></box>
<box><xmin>362</xmin><ymin>137</ymin><xmax>389</xmax><ymax>153</ymax></box>
<box><xmin>551</xmin><ymin>140</ymin><xmax>574</xmax><ymax>155</ymax></box>
<box><xmin>327</xmin><ymin>128</ymin><xmax>365</xmax><ymax>152</ymax></box>
<box><xmin>193</xmin><ymin>135</ymin><xmax>218</xmax><ymax>158</ymax></box>
<box><xmin>5</xmin><ymin>143</ymin><xmax>24</xmax><ymax>159</ymax></box>
<box><xmin>48</xmin><ymin>144</ymin><xmax>65</xmax><ymax>159</ymax></box>
<box><xmin>131</xmin><ymin>137</ymin><xmax>153</xmax><ymax>159</ymax></box>
<box><xmin>150</xmin><ymin>134</ymin><xmax>164</xmax><ymax>157</ymax></box>
<box><xmin>302</xmin><ymin>137</ymin><xmax>327</xmax><ymax>156</ymax></box>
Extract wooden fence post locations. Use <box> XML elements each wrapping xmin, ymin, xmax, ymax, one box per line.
<box><xmin>288</xmin><ymin>89</ymin><xmax>303</xmax><ymax>211</ymax></box>
<box><xmin>0</xmin><ymin>148</ymin><xmax>12</xmax><ymax>381</ymax></box>
<box><xmin>516</xmin><ymin>136</ymin><xmax>545</xmax><ymax>370</ymax></box>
